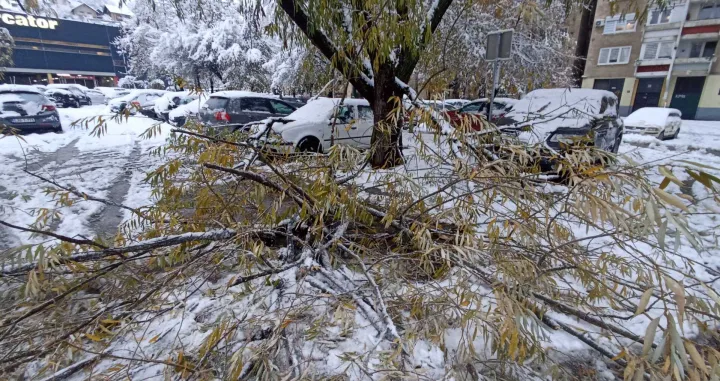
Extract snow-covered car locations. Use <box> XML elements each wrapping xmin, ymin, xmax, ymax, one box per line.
<box><xmin>168</xmin><ymin>95</ymin><xmax>208</xmax><ymax>127</ymax></box>
<box><xmin>252</xmin><ymin>97</ymin><xmax>373</xmax><ymax>153</ymax></box>
<box><xmin>47</xmin><ymin>84</ymin><xmax>91</xmax><ymax>106</ymax></box>
<box><xmin>446</xmin><ymin>97</ymin><xmax>517</xmax><ymax>128</ymax></box>
<box><xmin>498</xmin><ymin>88</ymin><xmax>623</xmax><ymax>160</ymax></box>
<box><xmin>199</xmin><ymin>91</ymin><xmax>296</xmax><ymax>131</ymax></box>
<box><xmin>96</xmin><ymin>87</ymin><xmax>131</xmax><ymax>100</ymax></box>
<box><xmin>44</xmin><ymin>89</ymin><xmax>80</xmax><ymax>108</ymax></box>
<box><xmin>623</xmin><ymin>107</ymin><xmax>681</xmax><ymax>140</ymax></box>
<box><xmin>0</xmin><ymin>85</ymin><xmax>61</xmax><ymax>134</ymax></box>
<box><xmin>153</xmin><ymin>91</ymin><xmax>201</xmax><ymax>122</ymax></box>
<box><xmin>109</xmin><ymin>90</ymin><xmax>167</xmax><ymax>114</ymax></box>
<box><xmin>84</xmin><ymin>88</ymin><xmax>107</xmax><ymax>105</ymax></box>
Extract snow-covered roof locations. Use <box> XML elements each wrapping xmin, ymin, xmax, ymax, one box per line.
<box><xmin>104</xmin><ymin>2</ymin><xmax>133</xmax><ymax>16</ymax></box>
<box><xmin>46</xmin><ymin>88</ymin><xmax>73</xmax><ymax>95</ymax></box>
<box><xmin>71</xmin><ymin>2</ymin><xmax>100</xmax><ymax>13</ymax></box>
<box><xmin>281</xmin><ymin>98</ymin><xmax>369</xmax><ymax>124</ymax></box>
<box><xmin>0</xmin><ymin>84</ymin><xmax>42</xmax><ymax>94</ymax></box>
<box><xmin>625</xmin><ymin>107</ymin><xmax>681</xmax><ymax>127</ymax></box>
<box><xmin>210</xmin><ymin>91</ymin><xmax>279</xmax><ymax>99</ymax></box>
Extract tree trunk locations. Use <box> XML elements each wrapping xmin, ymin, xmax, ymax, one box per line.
<box><xmin>370</xmin><ymin>64</ymin><xmax>403</xmax><ymax>169</ymax></box>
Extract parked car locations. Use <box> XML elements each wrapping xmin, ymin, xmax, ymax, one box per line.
<box><xmin>109</xmin><ymin>90</ymin><xmax>167</xmax><ymax>114</ymax></box>
<box><xmin>96</xmin><ymin>87</ymin><xmax>131</xmax><ymax>100</ymax></box>
<box><xmin>153</xmin><ymin>91</ymin><xmax>201</xmax><ymax>122</ymax></box>
<box><xmin>623</xmin><ymin>107</ymin><xmax>681</xmax><ymax>140</ymax></box>
<box><xmin>47</xmin><ymin>84</ymin><xmax>91</xmax><ymax>106</ymax></box>
<box><xmin>168</xmin><ymin>95</ymin><xmax>208</xmax><ymax>127</ymax></box>
<box><xmin>199</xmin><ymin>91</ymin><xmax>296</xmax><ymax>131</ymax></box>
<box><xmin>446</xmin><ymin>98</ymin><xmax>517</xmax><ymax>128</ymax></box>
<box><xmin>44</xmin><ymin>89</ymin><xmax>80</xmax><ymax>108</ymax></box>
<box><xmin>33</xmin><ymin>84</ymin><xmax>47</xmax><ymax>93</ymax></box>
<box><xmin>0</xmin><ymin>85</ymin><xmax>61</xmax><ymax>134</ymax></box>
<box><xmin>278</xmin><ymin>97</ymin><xmax>306</xmax><ymax>109</ymax></box>
<box><xmin>497</xmin><ymin>88</ymin><xmax>623</xmax><ymax>167</ymax></box>
<box><xmin>84</xmin><ymin>88</ymin><xmax>107</xmax><ymax>105</ymax></box>
<box><xmin>251</xmin><ymin>97</ymin><xmax>373</xmax><ymax>153</ymax></box>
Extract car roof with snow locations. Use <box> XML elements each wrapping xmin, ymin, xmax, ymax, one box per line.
<box><xmin>46</xmin><ymin>88</ymin><xmax>73</xmax><ymax>95</ymax></box>
<box><xmin>0</xmin><ymin>84</ymin><xmax>42</xmax><ymax>94</ymax></box>
<box><xmin>625</xmin><ymin>107</ymin><xmax>681</xmax><ymax>126</ymax></box>
<box><xmin>284</xmin><ymin>97</ymin><xmax>370</xmax><ymax>123</ymax></box>
<box><xmin>209</xmin><ymin>91</ymin><xmax>279</xmax><ymax>99</ymax></box>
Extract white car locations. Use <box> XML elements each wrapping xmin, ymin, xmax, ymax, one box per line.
<box><xmin>108</xmin><ymin>90</ymin><xmax>167</xmax><ymax>113</ymax></box>
<box><xmin>153</xmin><ymin>91</ymin><xmax>201</xmax><ymax>121</ymax></box>
<box><xmin>84</xmin><ymin>88</ymin><xmax>107</xmax><ymax>105</ymax></box>
<box><xmin>168</xmin><ymin>94</ymin><xmax>208</xmax><ymax>126</ymax></box>
<box><xmin>96</xmin><ymin>86</ymin><xmax>131</xmax><ymax>100</ymax></box>
<box><xmin>623</xmin><ymin>107</ymin><xmax>681</xmax><ymax>140</ymax></box>
<box><xmin>254</xmin><ymin>97</ymin><xmax>373</xmax><ymax>153</ymax></box>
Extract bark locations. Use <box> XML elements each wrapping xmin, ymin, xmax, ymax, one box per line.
<box><xmin>370</xmin><ymin>63</ymin><xmax>403</xmax><ymax>168</ymax></box>
<box><xmin>571</xmin><ymin>0</ymin><xmax>597</xmax><ymax>86</ymax></box>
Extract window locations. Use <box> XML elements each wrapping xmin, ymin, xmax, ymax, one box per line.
<box><xmin>460</xmin><ymin>102</ymin><xmax>486</xmax><ymax>113</ymax></box>
<box><xmin>643</xmin><ymin>41</ymin><xmax>674</xmax><ymax>59</ymax></box>
<box><xmin>699</xmin><ymin>4</ymin><xmax>720</xmax><ymax>20</ymax></box>
<box><xmin>598</xmin><ymin>46</ymin><xmax>631</xmax><ymax>65</ymax></box>
<box><xmin>334</xmin><ymin>106</ymin><xmax>353</xmax><ymax>122</ymax></box>
<box><xmin>690</xmin><ymin>41</ymin><xmax>717</xmax><ymax>58</ymax></box>
<box><xmin>358</xmin><ymin>105</ymin><xmax>373</xmax><ymax>120</ymax></box>
<box><xmin>241</xmin><ymin>98</ymin><xmax>272</xmax><ymax>113</ymax></box>
<box><xmin>604</xmin><ymin>13</ymin><xmax>637</xmax><ymax>34</ymax></box>
<box><xmin>648</xmin><ymin>8</ymin><xmax>672</xmax><ymax>25</ymax></box>
<box><xmin>270</xmin><ymin>100</ymin><xmax>294</xmax><ymax>114</ymax></box>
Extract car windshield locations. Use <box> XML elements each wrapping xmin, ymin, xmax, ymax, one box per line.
<box><xmin>204</xmin><ymin>97</ymin><xmax>229</xmax><ymax>111</ymax></box>
<box><xmin>0</xmin><ymin>92</ymin><xmax>47</xmax><ymax>116</ymax></box>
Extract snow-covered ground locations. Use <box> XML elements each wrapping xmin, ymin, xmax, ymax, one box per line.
<box><xmin>0</xmin><ymin>106</ymin><xmax>172</xmax><ymax>249</ymax></box>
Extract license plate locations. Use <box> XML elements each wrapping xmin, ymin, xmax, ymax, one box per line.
<box><xmin>13</xmin><ymin>118</ymin><xmax>35</xmax><ymax>123</ymax></box>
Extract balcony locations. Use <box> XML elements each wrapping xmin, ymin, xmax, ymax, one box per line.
<box><xmin>636</xmin><ymin>58</ymin><xmax>673</xmax><ymax>66</ymax></box>
<box><xmin>646</xmin><ymin>22</ymin><xmax>682</xmax><ymax>31</ymax></box>
<box><xmin>685</xmin><ymin>18</ymin><xmax>720</xmax><ymax>27</ymax></box>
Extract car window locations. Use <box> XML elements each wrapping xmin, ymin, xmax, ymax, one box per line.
<box><xmin>270</xmin><ymin>100</ymin><xmax>294</xmax><ymax>114</ymax></box>
<box><xmin>227</xmin><ymin>99</ymin><xmax>243</xmax><ymax>113</ymax></box>
<box><xmin>146</xmin><ymin>94</ymin><xmax>160</xmax><ymax>101</ymax></box>
<box><xmin>334</xmin><ymin>105</ymin><xmax>353</xmax><ymax>122</ymax></box>
<box><xmin>461</xmin><ymin>102</ymin><xmax>485</xmax><ymax>113</ymax></box>
<box><xmin>205</xmin><ymin>97</ymin><xmax>229</xmax><ymax>110</ymax></box>
<box><xmin>358</xmin><ymin>105</ymin><xmax>373</xmax><ymax>121</ymax></box>
<box><xmin>241</xmin><ymin>98</ymin><xmax>273</xmax><ymax>113</ymax></box>
<box><xmin>669</xmin><ymin>112</ymin><xmax>681</xmax><ymax>118</ymax></box>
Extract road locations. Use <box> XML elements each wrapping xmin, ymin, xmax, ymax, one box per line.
<box><xmin>0</xmin><ymin>106</ymin><xmax>171</xmax><ymax>249</ymax></box>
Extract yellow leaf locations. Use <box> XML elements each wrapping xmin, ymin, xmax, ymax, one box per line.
<box><xmin>686</xmin><ymin>341</ymin><xmax>708</xmax><ymax>374</ymax></box>
<box><xmin>653</xmin><ymin>188</ymin><xmax>688</xmax><ymax>211</ymax></box>
<box><xmin>460</xmin><ymin>300</ymin><xmax>470</xmax><ymax>307</ymax></box>
<box><xmin>635</xmin><ymin>288</ymin><xmax>653</xmax><ymax>316</ymax></box>
<box><xmin>665</xmin><ymin>276</ymin><xmax>686</xmax><ymax>327</ymax></box>
<box><xmin>612</xmin><ymin>348</ymin><xmax>627</xmax><ymax>361</ymax></box>
<box><xmin>643</xmin><ymin>317</ymin><xmax>660</xmax><ymax>356</ymax></box>
<box><xmin>149</xmin><ymin>334</ymin><xmax>161</xmax><ymax>343</ymax></box>
<box><xmin>101</xmin><ymin>319</ymin><xmax>120</xmax><ymax>325</ymax></box>
<box><xmin>85</xmin><ymin>333</ymin><xmax>103</xmax><ymax>342</ymax></box>
<box><xmin>659</xmin><ymin>166</ymin><xmax>683</xmax><ymax>186</ymax></box>
<box><xmin>659</xmin><ymin>178</ymin><xmax>671</xmax><ymax>190</ymax></box>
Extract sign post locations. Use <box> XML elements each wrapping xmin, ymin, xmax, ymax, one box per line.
<box><xmin>486</xmin><ymin>29</ymin><xmax>513</xmax><ymax>122</ymax></box>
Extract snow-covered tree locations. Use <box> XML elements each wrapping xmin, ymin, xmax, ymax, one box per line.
<box><xmin>0</xmin><ymin>27</ymin><xmax>14</xmax><ymax>79</ymax></box>
<box><xmin>415</xmin><ymin>0</ymin><xmax>575</xmax><ymax>98</ymax></box>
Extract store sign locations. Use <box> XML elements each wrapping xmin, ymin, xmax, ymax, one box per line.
<box><xmin>0</xmin><ymin>13</ymin><xmax>59</xmax><ymax>29</ymax></box>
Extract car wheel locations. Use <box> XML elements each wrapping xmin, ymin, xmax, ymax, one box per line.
<box><xmin>297</xmin><ymin>137</ymin><xmax>322</xmax><ymax>153</ymax></box>
<box><xmin>73</xmin><ymin>100</ymin><xmax>80</xmax><ymax>108</ymax></box>
<box><xmin>672</xmin><ymin>127</ymin><xmax>680</xmax><ymax>139</ymax></box>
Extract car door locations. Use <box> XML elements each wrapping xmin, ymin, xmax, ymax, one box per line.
<box><xmin>356</xmin><ymin>105</ymin><xmax>374</xmax><ymax>148</ymax></box>
<box><xmin>226</xmin><ymin>98</ymin><xmax>244</xmax><ymax>125</ymax></box>
<box><xmin>327</xmin><ymin>104</ymin><xmax>354</xmax><ymax>147</ymax></box>
<box><xmin>240</xmin><ymin>98</ymin><xmax>274</xmax><ymax>123</ymax></box>
<box><xmin>269</xmin><ymin>100</ymin><xmax>295</xmax><ymax>117</ymax></box>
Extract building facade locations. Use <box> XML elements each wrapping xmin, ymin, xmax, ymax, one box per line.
<box><xmin>582</xmin><ymin>0</ymin><xmax>720</xmax><ymax>120</ymax></box>
<box><xmin>0</xmin><ymin>11</ymin><xmax>127</xmax><ymax>87</ymax></box>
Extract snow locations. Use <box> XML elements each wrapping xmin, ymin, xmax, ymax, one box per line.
<box><xmin>274</xmin><ymin>97</ymin><xmax>369</xmax><ymax>131</ymax></box>
<box><xmin>210</xmin><ymin>90</ymin><xmax>279</xmax><ymax>100</ymax></box>
<box><xmin>624</xmin><ymin>107</ymin><xmax>678</xmax><ymax>127</ymax></box>
<box><xmin>0</xmin><ymin>84</ymin><xmax>42</xmax><ymax>94</ymax></box>
<box><xmin>104</xmin><ymin>2</ymin><xmax>134</xmax><ymax>16</ymax></box>
<box><xmin>0</xmin><ymin>105</ymin><xmax>172</xmax><ymax>247</ymax></box>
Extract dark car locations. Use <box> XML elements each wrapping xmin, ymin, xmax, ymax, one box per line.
<box><xmin>47</xmin><ymin>84</ymin><xmax>91</xmax><ymax>106</ymax></box>
<box><xmin>278</xmin><ymin>97</ymin><xmax>306</xmax><ymax>109</ymax></box>
<box><xmin>495</xmin><ymin>88</ymin><xmax>623</xmax><ymax>172</ymax></box>
<box><xmin>199</xmin><ymin>92</ymin><xmax>296</xmax><ymax>131</ymax></box>
<box><xmin>0</xmin><ymin>85</ymin><xmax>62</xmax><ymax>134</ymax></box>
<box><xmin>445</xmin><ymin>98</ymin><xmax>517</xmax><ymax>130</ymax></box>
<box><xmin>45</xmin><ymin>89</ymin><xmax>81</xmax><ymax>108</ymax></box>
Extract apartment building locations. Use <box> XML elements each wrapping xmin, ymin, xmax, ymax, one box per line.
<box><xmin>581</xmin><ymin>0</ymin><xmax>720</xmax><ymax>120</ymax></box>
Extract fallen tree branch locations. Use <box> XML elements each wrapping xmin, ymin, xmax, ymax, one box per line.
<box><xmin>0</xmin><ymin>220</ymin><xmax>107</xmax><ymax>249</ymax></box>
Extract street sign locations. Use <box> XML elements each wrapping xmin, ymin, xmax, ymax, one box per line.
<box><xmin>486</xmin><ymin>29</ymin><xmax>513</xmax><ymax>61</ymax></box>
<box><xmin>486</xmin><ymin>29</ymin><xmax>513</xmax><ymax>121</ymax></box>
